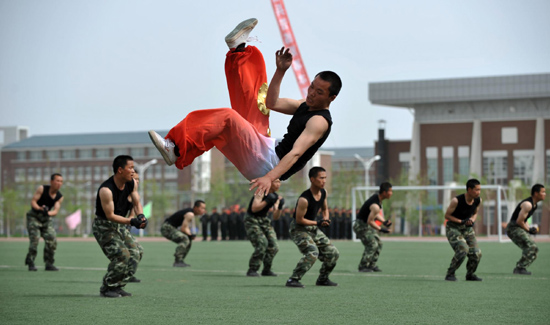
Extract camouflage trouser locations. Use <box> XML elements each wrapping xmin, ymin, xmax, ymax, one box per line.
<box><xmin>289</xmin><ymin>220</ymin><xmax>339</xmax><ymax>281</ymax></box>
<box><xmin>93</xmin><ymin>219</ymin><xmax>140</xmax><ymax>290</ymax></box>
<box><xmin>353</xmin><ymin>219</ymin><xmax>382</xmax><ymax>269</ymax></box>
<box><xmin>446</xmin><ymin>224</ymin><xmax>482</xmax><ymax>275</ymax></box>
<box><xmin>161</xmin><ymin>223</ymin><xmax>192</xmax><ymax>263</ymax></box>
<box><xmin>25</xmin><ymin>211</ymin><xmax>57</xmax><ymax>267</ymax></box>
<box><xmin>244</xmin><ymin>214</ymin><xmax>279</xmax><ymax>272</ymax></box>
<box><xmin>126</xmin><ymin>230</ymin><xmax>143</xmax><ymax>276</ymax></box>
<box><xmin>506</xmin><ymin>223</ymin><xmax>538</xmax><ymax>268</ymax></box>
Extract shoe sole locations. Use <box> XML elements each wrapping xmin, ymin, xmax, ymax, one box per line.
<box><xmin>225</xmin><ymin>18</ymin><xmax>258</xmax><ymax>44</ymax></box>
<box><xmin>100</xmin><ymin>292</ymin><xmax>122</xmax><ymax>298</ymax></box>
<box><xmin>148</xmin><ymin>130</ymin><xmax>174</xmax><ymax>166</ymax></box>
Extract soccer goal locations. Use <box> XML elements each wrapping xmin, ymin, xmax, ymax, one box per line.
<box><xmin>351</xmin><ymin>184</ymin><xmax>508</xmax><ymax>242</ymax></box>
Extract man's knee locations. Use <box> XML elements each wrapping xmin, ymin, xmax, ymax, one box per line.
<box><xmin>469</xmin><ymin>248</ymin><xmax>481</xmax><ymax>260</ymax></box>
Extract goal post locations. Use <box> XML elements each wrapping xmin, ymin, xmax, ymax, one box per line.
<box><xmin>351</xmin><ymin>184</ymin><xmax>506</xmax><ymax>242</ymax></box>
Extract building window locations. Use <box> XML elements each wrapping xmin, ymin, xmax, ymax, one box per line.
<box><xmin>483</xmin><ymin>205</ymin><xmax>508</xmax><ymax>225</ymax></box>
<box><xmin>84</xmin><ymin>166</ymin><xmax>92</xmax><ymax>180</ymax></box>
<box><xmin>94</xmin><ymin>166</ymin><xmax>101</xmax><ymax>180</ymax></box>
<box><xmin>442</xmin><ymin>147</ymin><xmax>454</xmax><ymax>184</ymax></box>
<box><xmin>426</xmin><ymin>147</ymin><xmax>438</xmax><ymax>203</ymax></box>
<box><xmin>102</xmin><ymin>166</ymin><xmax>111</xmax><ymax>179</ymax></box>
<box><xmin>46</xmin><ymin>150</ymin><xmax>59</xmax><ymax>161</ymax></box>
<box><xmin>164</xmin><ymin>182</ymin><xmax>178</xmax><ymax>194</ymax></box>
<box><xmin>27</xmin><ymin>168</ymin><xmax>34</xmax><ymax>181</ymax></box>
<box><xmin>458</xmin><ymin>146</ymin><xmax>469</xmax><ymax>178</ymax></box>
<box><xmin>79</xmin><ymin>149</ymin><xmax>93</xmax><ymax>159</ymax></box>
<box><xmin>96</xmin><ymin>149</ymin><xmax>110</xmax><ymax>159</ymax></box>
<box><xmin>62</xmin><ymin>150</ymin><xmax>76</xmax><ymax>160</ymax></box>
<box><xmin>483</xmin><ymin>151</ymin><xmax>508</xmax><ymax>185</ymax></box>
<box><xmin>130</xmin><ymin>148</ymin><xmax>145</xmax><ymax>158</ymax></box>
<box><xmin>513</xmin><ymin>150</ymin><xmax>534</xmax><ymax>185</ymax></box>
<box><xmin>546</xmin><ymin>151</ymin><xmax>550</xmax><ymax>185</ymax></box>
<box><xmin>30</xmin><ymin>151</ymin><xmax>42</xmax><ymax>161</ymax></box>
<box><xmin>35</xmin><ymin>167</ymin><xmax>42</xmax><ymax>181</ymax></box>
<box><xmin>16</xmin><ymin>151</ymin><xmax>26</xmax><ymax>161</ymax></box>
<box><xmin>113</xmin><ymin>148</ymin><xmax>127</xmax><ymax>156</ymax></box>
<box><xmin>15</xmin><ymin>168</ymin><xmax>25</xmax><ymax>182</ymax></box>
<box><xmin>165</xmin><ymin>165</ymin><xmax>177</xmax><ymax>179</ymax></box>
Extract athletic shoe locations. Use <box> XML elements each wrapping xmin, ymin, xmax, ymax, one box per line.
<box><xmin>261</xmin><ymin>270</ymin><xmax>277</xmax><ymax>277</ymax></box>
<box><xmin>370</xmin><ymin>266</ymin><xmax>382</xmax><ymax>272</ymax></box>
<box><xmin>100</xmin><ymin>289</ymin><xmax>121</xmax><ymax>298</ymax></box>
<box><xmin>148</xmin><ymin>130</ymin><xmax>177</xmax><ymax>166</ymax></box>
<box><xmin>445</xmin><ymin>273</ymin><xmax>457</xmax><ymax>281</ymax></box>
<box><xmin>128</xmin><ymin>276</ymin><xmax>141</xmax><ymax>283</ymax></box>
<box><xmin>45</xmin><ymin>265</ymin><xmax>59</xmax><ymax>271</ymax></box>
<box><xmin>466</xmin><ymin>274</ymin><xmax>483</xmax><ymax>281</ymax></box>
<box><xmin>513</xmin><ymin>267</ymin><xmax>531</xmax><ymax>275</ymax></box>
<box><xmin>358</xmin><ymin>267</ymin><xmax>373</xmax><ymax>273</ymax></box>
<box><xmin>316</xmin><ymin>278</ymin><xmax>338</xmax><ymax>287</ymax></box>
<box><xmin>117</xmin><ymin>288</ymin><xmax>132</xmax><ymax>297</ymax></box>
<box><xmin>225</xmin><ymin>18</ymin><xmax>258</xmax><ymax>49</ymax></box>
<box><xmin>285</xmin><ymin>279</ymin><xmax>305</xmax><ymax>288</ymax></box>
<box><xmin>28</xmin><ymin>264</ymin><xmax>37</xmax><ymax>271</ymax></box>
<box><xmin>173</xmin><ymin>261</ymin><xmax>191</xmax><ymax>267</ymax></box>
<box><xmin>246</xmin><ymin>269</ymin><xmax>260</xmax><ymax>277</ymax></box>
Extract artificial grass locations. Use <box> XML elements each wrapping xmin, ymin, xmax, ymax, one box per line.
<box><xmin>0</xmin><ymin>239</ymin><xmax>549</xmax><ymax>324</ymax></box>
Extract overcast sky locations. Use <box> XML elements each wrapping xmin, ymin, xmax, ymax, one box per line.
<box><xmin>1</xmin><ymin>0</ymin><xmax>549</xmax><ymax>148</ymax></box>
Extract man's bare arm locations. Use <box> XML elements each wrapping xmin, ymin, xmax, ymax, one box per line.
<box><xmin>265</xmin><ymin>47</ymin><xmax>303</xmax><ymax>115</ymax></box>
<box><xmin>99</xmin><ymin>188</ymin><xmax>131</xmax><ymax>225</ymax></box>
<box><xmin>444</xmin><ymin>198</ymin><xmax>462</xmax><ymax>224</ymax></box>
<box><xmin>130</xmin><ymin>179</ymin><xmax>143</xmax><ymax>216</ymax></box>
<box><xmin>295</xmin><ymin>197</ymin><xmax>316</xmax><ymax>226</ymax></box>
<box><xmin>249</xmin><ymin>116</ymin><xmax>329</xmax><ymax>196</ymax></box>
<box><xmin>180</xmin><ymin>212</ymin><xmax>194</xmax><ymax>236</ymax></box>
<box><xmin>367</xmin><ymin>204</ymin><xmax>382</xmax><ymax>229</ymax></box>
<box><xmin>30</xmin><ymin>186</ymin><xmax>44</xmax><ymax>211</ymax></box>
<box><xmin>48</xmin><ymin>197</ymin><xmax>64</xmax><ymax>217</ymax></box>
<box><xmin>516</xmin><ymin>201</ymin><xmax>533</xmax><ymax>231</ymax></box>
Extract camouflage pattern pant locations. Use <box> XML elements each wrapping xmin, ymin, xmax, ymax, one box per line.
<box><xmin>289</xmin><ymin>220</ymin><xmax>339</xmax><ymax>281</ymax></box>
<box><xmin>445</xmin><ymin>224</ymin><xmax>482</xmax><ymax>275</ymax></box>
<box><xmin>353</xmin><ymin>220</ymin><xmax>382</xmax><ymax>269</ymax></box>
<box><xmin>25</xmin><ymin>211</ymin><xmax>57</xmax><ymax>266</ymax></box>
<box><xmin>126</xmin><ymin>231</ymin><xmax>143</xmax><ymax>276</ymax></box>
<box><xmin>93</xmin><ymin>219</ymin><xmax>140</xmax><ymax>290</ymax></box>
<box><xmin>244</xmin><ymin>214</ymin><xmax>279</xmax><ymax>272</ymax></box>
<box><xmin>161</xmin><ymin>223</ymin><xmax>192</xmax><ymax>262</ymax></box>
<box><xmin>507</xmin><ymin>223</ymin><xmax>538</xmax><ymax>268</ymax></box>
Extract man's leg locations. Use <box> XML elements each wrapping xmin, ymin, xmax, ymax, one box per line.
<box><xmin>314</xmin><ymin>229</ymin><xmax>339</xmax><ymax>285</ymax></box>
<box><xmin>368</xmin><ymin>232</ymin><xmax>383</xmax><ymax>270</ymax></box>
<box><xmin>244</xmin><ymin>215</ymin><xmax>267</xmax><ymax>276</ymax></box>
<box><xmin>164</xmin><ymin>108</ymin><xmax>278</xmax><ymax>180</ymax></box>
<box><xmin>123</xmin><ymin>228</ymin><xmax>141</xmax><ymax>282</ymax></box>
<box><xmin>508</xmin><ymin>225</ymin><xmax>539</xmax><ymax>271</ymax></box>
<box><xmin>464</xmin><ymin>227</ymin><xmax>482</xmax><ymax>279</ymax></box>
<box><xmin>93</xmin><ymin>220</ymin><xmax>131</xmax><ymax>297</ymax></box>
<box><xmin>260</xmin><ymin>217</ymin><xmax>279</xmax><ymax>275</ymax></box>
<box><xmin>25</xmin><ymin>213</ymin><xmax>40</xmax><ymax>271</ymax></box>
<box><xmin>445</xmin><ymin>225</ymin><xmax>468</xmax><ymax>280</ymax></box>
<box><xmin>225</xmin><ymin>45</ymin><xmax>270</xmax><ymax>137</ymax></box>
<box><xmin>288</xmin><ymin>222</ymin><xmax>318</xmax><ymax>282</ymax></box>
<box><xmin>353</xmin><ymin>220</ymin><xmax>370</xmax><ymax>271</ymax></box>
<box><xmin>42</xmin><ymin>219</ymin><xmax>58</xmax><ymax>270</ymax></box>
<box><xmin>161</xmin><ymin>223</ymin><xmax>190</xmax><ymax>266</ymax></box>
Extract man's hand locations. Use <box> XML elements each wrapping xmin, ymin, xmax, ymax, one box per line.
<box><xmin>379</xmin><ymin>228</ymin><xmax>390</xmax><ymax>234</ymax></box>
<box><xmin>42</xmin><ymin>206</ymin><xmax>49</xmax><ymax>216</ymax></box>
<box><xmin>460</xmin><ymin>219</ymin><xmax>468</xmax><ymax>225</ymax></box>
<box><xmin>528</xmin><ymin>227</ymin><xmax>538</xmax><ymax>235</ymax></box>
<box><xmin>136</xmin><ymin>214</ymin><xmax>148</xmax><ymax>229</ymax></box>
<box><xmin>130</xmin><ymin>218</ymin><xmax>143</xmax><ymax>229</ymax></box>
<box><xmin>265</xmin><ymin>193</ymin><xmax>278</xmax><ymax>205</ymax></box>
<box><xmin>188</xmin><ymin>233</ymin><xmax>197</xmax><ymax>240</ymax></box>
<box><xmin>382</xmin><ymin>220</ymin><xmax>392</xmax><ymax>227</ymax></box>
<box><xmin>278</xmin><ymin>197</ymin><xmax>285</xmax><ymax>210</ymax></box>
<box><xmin>465</xmin><ymin>219</ymin><xmax>474</xmax><ymax>227</ymax></box>
<box><xmin>317</xmin><ymin>219</ymin><xmax>330</xmax><ymax>228</ymax></box>
<box><xmin>249</xmin><ymin>176</ymin><xmax>272</xmax><ymax>197</ymax></box>
<box><xmin>275</xmin><ymin>47</ymin><xmax>293</xmax><ymax>72</ymax></box>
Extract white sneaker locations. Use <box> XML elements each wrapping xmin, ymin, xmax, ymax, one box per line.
<box><xmin>225</xmin><ymin>18</ymin><xmax>258</xmax><ymax>49</ymax></box>
<box><xmin>148</xmin><ymin>130</ymin><xmax>177</xmax><ymax>166</ymax></box>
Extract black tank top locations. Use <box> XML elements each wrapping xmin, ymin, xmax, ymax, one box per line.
<box><xmin>95</xmin><ymin>176</ymin><xmax>135</xmax><ymax>220</ymax></box>
<box><xmin>451</xmin><ymin>194</ymin><xmax>480</xmax><ymax>223</ymax></box>
<box><xmin>247</xmin><ymin>192</ymin><xmax>278</xmax><ymax>217</ymax></box>
<box><xmin>356</xmin><ymin>194</ymin><xmax>381</xmax><ymax>223</ymax></box>
<box><xmin>275</xmin><ymin>103</ymin><xmax>332</xmax><ymax>181</ymax></box>
<box><xmin>165</xmin><ymin>208</ymin><xmax>193</xmax><ymax>227</ymax></box>
<box><xmin>293</xmin><ymin>188</ymin><xmax>326</xmax><ymax>221</ymax></box>
<box><xmin>33</xmin><ymin>185</ymin><xmax>63</xmax><ymax>212</ymax></box>
<box><xmin>510</xmin><ymin>197</ymin><xmax>537</xmax><ymax>223</ymax></box>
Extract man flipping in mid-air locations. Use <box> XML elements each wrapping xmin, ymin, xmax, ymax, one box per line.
<box><xmin>149</xmin><ymin>18</ymin><xmax>342</xmax><ymax>197</ymax></box>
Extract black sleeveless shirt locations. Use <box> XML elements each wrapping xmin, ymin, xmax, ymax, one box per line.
<box><xmin>275</xmin><ymin>103</ymin><xmax>332</xmax><ymax>181</ymax></box>
<box><xmin>247</xmin><ymin>192</ymin><xmax>279</xmax><ymax>218</ymax></box>
<box><xmin>510</xmin><ymin>197</ymin><xmax>537</xmax><ymax>223</ymax></box>
<box><xmin>293</xmin><ymin>188</ymin><xmax>326</xmax><ymax>221</ymax></box>
<box><xmin>95</xmin><ymin>176</ymin><xmax>135</xmax><ymax>220</ymax></box>
<box><xmin>357</xmin><ymin>194</ymin><xmax>381</xmax><ymax>223</ymax></box>
<box><xmin>33</xmin><ymin>185</ymin><xmax>63</xmax><ymax>212</ymax></box>
<box><xmin>165</xmin><ymin>208</ymin><xmax>193</xmax><ymax>228</ymax></box>
<box><xmin>450</xmin><ymin>194</ymin><xmax>480</xmax><ymax>224</ymax></box>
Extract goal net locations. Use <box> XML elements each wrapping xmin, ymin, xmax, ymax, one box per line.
<box><xmin>351</xmin><ymin>184</ymin><xmax>511</xmax><ymax>242</ymax></box>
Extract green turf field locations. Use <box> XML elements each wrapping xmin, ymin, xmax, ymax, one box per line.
<box><xmin>1</xmin><ymin>239</ymin><xmax>549</xmax><ymax>324</ymax></box>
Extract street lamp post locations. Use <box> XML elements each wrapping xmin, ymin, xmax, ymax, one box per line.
<box><xmin>354</xmin><ymin>154</ymin><xmax>381</xmax><ymax>199</ymax></box>
<box><xmin>134</xmin><ymin>159</ymin><xmax>158</xmax><ymax>237</ymax></box>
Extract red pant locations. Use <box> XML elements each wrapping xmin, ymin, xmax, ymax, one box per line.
<box><xmin>166</xmin><ymin>46</ymin><xmax>278</xmax><ymax>180</ymax></box>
